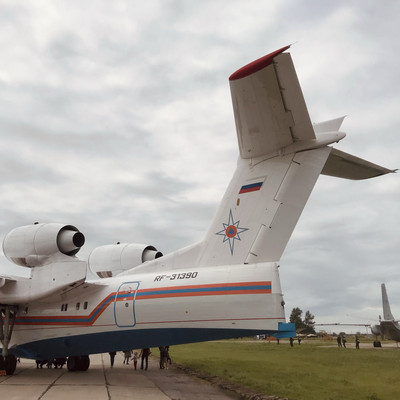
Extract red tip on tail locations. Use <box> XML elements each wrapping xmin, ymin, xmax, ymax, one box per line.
<box><xmin>229</xmin><ymin>45</ymin><xmax>290</xmax><ymax>81</ymax></box>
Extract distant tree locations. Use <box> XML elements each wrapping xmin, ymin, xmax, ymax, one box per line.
<box><xmin>303</xmin><ymin>310</ymin><xmax>316</xmax><ymax>334</ymax></box>
<box><xmin>289</xmin><ymin>307</ymin><xmax>316</xmax><ymax>334</ymax></box>
<box><xmin>289</xmin><ymin>307</ymin><xmax>305</xmax><ymax>331</ymax></box>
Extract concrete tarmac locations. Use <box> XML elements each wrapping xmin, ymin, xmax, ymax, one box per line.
<box><xmin>0</xmin><ymin>353</ymin><xmax>240</xmax><ymax>400</ymax></box>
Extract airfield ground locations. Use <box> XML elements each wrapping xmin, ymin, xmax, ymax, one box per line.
<box><xmin>172</xmin><ymin>338</ymin><xmax>400</xmax><ymax>400</ymax></box>
<box><xmin>0</xmin><ymin>352</ymin><xmax>240</xmax><ymax>400</ymax></box>
<box><xmin>1</xmin><ymin>339</ymin><xmax>399</xmax><ymax>400</ymax></box>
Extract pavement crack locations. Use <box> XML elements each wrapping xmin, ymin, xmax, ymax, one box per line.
<box><xmin>37</xmin><ymin>371</ymin><xmax>65</xmax><ymax>400</ymax></box>
<box><xmin>101</xmin><ymin>353</ymin><xmax>111</xmax><ymax>400</ymax></box>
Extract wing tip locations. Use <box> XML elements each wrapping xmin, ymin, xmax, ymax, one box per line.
<box><xmin>229</xmin><ymin>45</ymin><xmax>291</xmax><ymax>81</ymax></box>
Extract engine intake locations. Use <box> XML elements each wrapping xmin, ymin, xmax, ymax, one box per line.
<box><xmin>3</xmin><ymin>223</ymin><xmax>85</xmax><ymax>267</ymax></box>
<box><xmin>88</xmin><ymin>242</ymin><xmax>163</xmax><ymax>278</ymax></box>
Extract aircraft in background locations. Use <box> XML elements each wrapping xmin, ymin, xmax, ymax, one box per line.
<box><xmin>316</xmin><ymin>283</ymin><xmax>400</xmax><ymax>346</ymax></box>
<box><xmin>0</xmin><ymin>45</ymin><xmax>395</xmax><ymax>375</ymax></box>
<box><xmin>371</xmin><ymin>284</ymin><xmax>400</xmax><ymax>345</ymax></box>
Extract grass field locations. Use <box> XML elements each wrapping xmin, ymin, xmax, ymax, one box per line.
<box><xmin>171</xmin><ymin>338</ymin><xmax>400</xmax><ymax>400</ymax></box>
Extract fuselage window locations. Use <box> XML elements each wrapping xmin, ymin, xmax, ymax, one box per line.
<box><xmin>76</xmin><ymin>302</ymin><xmax>80</xmax><ymax>310</ymax></box>
<box><xmin>83</xmin><ymin>301</ymin><xmax>88</xmax><ymax>310</ymax></box>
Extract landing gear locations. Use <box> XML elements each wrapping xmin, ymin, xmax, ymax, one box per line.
<box><xmin>0</xmin><ymin>354</ymin><xmax>17</xmax><ymax>375</ymax></box>
<box><xmin>67</xmin><ymin>355</ymin><xmax>90</xmax><ymax>372</ymax></box>
<box><xmin>373</xmin><ymin>334</ymin><xmax>382</xmax><ymax>347</ymax></box>
<box><xmin>0</xmin><ymin>305</ymin><xmax>18</xmax><ymax>375</ymax></box>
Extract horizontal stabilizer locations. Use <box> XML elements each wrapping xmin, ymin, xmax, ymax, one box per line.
<box><xmin>321</xmin><ymin>148</ymin><xmax>396</xmax><ymax>180</ymax></box>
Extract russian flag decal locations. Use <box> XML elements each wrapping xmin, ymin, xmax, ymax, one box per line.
<box><xmin>239</xmin><ymin>181</ymin><xmax>263</xmax><ymax>194</ymax></box>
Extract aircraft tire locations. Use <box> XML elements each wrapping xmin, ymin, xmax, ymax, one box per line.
<box><xmin>67</xmin><ymin>355</ymin><xmax>90</xmax><ymax>372</ymax></box>
<box><xmin>78</xmin><ymin>355</ymin><xmax>90</xmax><ymax>371</ymax></box>
<box><xmin>67</xmin><ymin>356</ymin><xmax>78</xmax><ymax>372</ymax></box>
<box><xmin>5</xmin><ymin>355</ymin><xmax>17</xmax><ymax>375</ymax></box>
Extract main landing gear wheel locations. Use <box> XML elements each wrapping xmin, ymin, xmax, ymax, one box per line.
<box><xmin>0</xmin><ymin>305</ymin><xmax>18</xmax><ymax>375</ymax></box>
<box><xmin>67</xmin><ymin>355</ymin><xmax>90</xmax><ymax>372</ymax></box>
<box><xmin>0</xmin><ymin>355</ymin><xmax>17</xmax><ymax>375</ymax></box>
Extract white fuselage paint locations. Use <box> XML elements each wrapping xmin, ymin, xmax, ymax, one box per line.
<box><xmin>11</xmin><ymin>263</ymin><xmax>285</xmax><ymax>355</ymax></box>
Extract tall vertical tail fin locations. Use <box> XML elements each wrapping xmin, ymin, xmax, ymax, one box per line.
<box><xmin>200</xmin><ymin>147</ymin><xmax>331</xmax><ymax>266</ymax></box>
<box><xmin>381</xmin><ymin>283</ymin><xmax>395</xmax><ymax>321</ymax></box>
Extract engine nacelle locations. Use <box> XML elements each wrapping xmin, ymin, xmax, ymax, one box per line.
<box><xmin>3</xmin><ymin>223</ymin><xmax>85</xmax><ymax>267</ymax></box>
<box><xmin>371</xmin><ymin>324</ymin><xmax>382</xmax><ymax>336</ymax></box>
<box><xmin>88</xmin><ymin>242</ymin><xmax>163</xmax><ymax>278</ymax></box>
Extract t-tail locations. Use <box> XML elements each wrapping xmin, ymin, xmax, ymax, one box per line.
<box><xmin>198</xmin><ymin>45</ymin><xmax>394</xmax><ymax>267</ymax></box>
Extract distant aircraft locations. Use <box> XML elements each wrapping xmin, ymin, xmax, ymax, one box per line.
<box><xmin>371</xmin><ymin>284</ymin><xmax>400</xmax><ymax>344</ymax></box>
<box><xmin>0</xmin><ymin>45</ymin><xmax>395</xmax><ymax>375</ymax></box>
<box><xmin>316</xmin><ymin>283</ymin><xmax>400</xmax><ymax>346</ymax></box>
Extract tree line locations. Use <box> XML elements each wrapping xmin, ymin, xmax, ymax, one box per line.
<box><xmin>289</xmin><ymin>307</ymin><xmax>316</xmax><ymax>334</ymax></box>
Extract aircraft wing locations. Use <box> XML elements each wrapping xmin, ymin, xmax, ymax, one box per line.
<box><xmin>0</xmin><ymin>260</ymin><xmax>87</xmax><ymax>304</ymax></box>
<box><xmin>0</xmin><ymin>273</ymin><xmax>19</xmax><ymax>288</ymax></box>
<box><xmin>0</xmin><ymin>265</ymin><xmax>31</xmax><ymax>284</ymax></box>
<box><xmin>229</xmin><ymin>45</ymin><xmax>315</xmax><ymax>159</ymax></box>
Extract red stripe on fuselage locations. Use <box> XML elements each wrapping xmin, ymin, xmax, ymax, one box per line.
<box><xmin>14</xmin><ymin>281</ymin><xmax>271</xmax><ymax>326</ymax></box>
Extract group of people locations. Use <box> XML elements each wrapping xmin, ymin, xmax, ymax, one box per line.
<box><xmin>336</xmin><ymin>335</ymin><xmax>347</xmax><ymax>347</ymax></box>
<box><xmin>109</xmin><ymin>347</ymin><xmax>166</xmax><ymax>370</ymax></box>
<box><xmin>337</xmin><ymin>334</ymin><xmax>360</xmax><ymax>349</ymax></box>
<box><xmin>288</xmin><ymin>337</ymin><xmax>302</xmax><ymax>346</ymax></box>
<box><xmin>35</xmin><ymin>357</ymin><xmax>66</xmax><ymax>369</ymax></box>
<box><xmin>122</xmin><ymin>349</ymin><xmax>139</xmax><ymax>368</ymax></box>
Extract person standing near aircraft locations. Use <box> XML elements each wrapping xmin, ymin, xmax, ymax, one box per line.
<box><xmin>159</xmin><ymin>346</ymin><xmax>169</xmax><ymax>369</ymax></box>
<box><xmin>158</xmin><ymin>346</ymin><xmax>164</xmax><ymax>369</ymax></box>
<box><xmin>342</xmin><ymin>335</ymin><xmax>347</xmax><ymax>348</ymax></box>
<box><xmin>355</xmin><ymin>336</ymin><xmax>360</xmax><ymax>349</ymax></box>
<box><xmin>109</xmin><ymin>351</ymin><xmax>116</xmax><ymax>367</ymax></box>
<box><xmin>140</xmin><ymin>348</ymin><xmax>151</xmax><ymax>370</ymax></box>
<box><xmin>337</xmin><ymin>336</ymin><xmax>342</xmax><ymax>347</ymax></box>
<box><xmin>132</xmin><ymin>351</ymin><xmax>139</xmax><ymax>370</ymax></box>
<box><xmin>166</xmin><ymin>346</ymin><xmax>172</xmax><ymax>365</ymax></box>
<box><xmin>123</xmin><ymin>350</ymin><xmax>132</xmax><ymax>364</ymax></box>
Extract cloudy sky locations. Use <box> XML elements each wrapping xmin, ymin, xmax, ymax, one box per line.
<box><xmin>0</xmin><ymin>0</ymin><xmax>399</xmax><ymax>333</ymax></box>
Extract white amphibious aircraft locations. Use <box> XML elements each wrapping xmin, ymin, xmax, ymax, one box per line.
<box><xmin>0</xmin><ymin>45</ymin><xmax>394</xmax><ymax>375</ymax></box>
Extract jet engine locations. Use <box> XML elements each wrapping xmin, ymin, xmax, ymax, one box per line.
<box><xmin>371</xmin><ymin>324</ymin><xmax>382</xmax><ymax>336</ymax></box>
<box><xmin>88</xmin><ymin>242</ymin><xmax>163</xmax><ymax>278</ymax></box>
<box><xmin>3</xmin><ymin>223</ymin><xmax>85</xmax><ymax>267</ymax></box>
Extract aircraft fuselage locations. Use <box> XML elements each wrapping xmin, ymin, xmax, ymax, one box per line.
<box><xmin>10</xmin><ymin>262</ymin><xmax>285</xmax><ymax>359</ymax></box>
